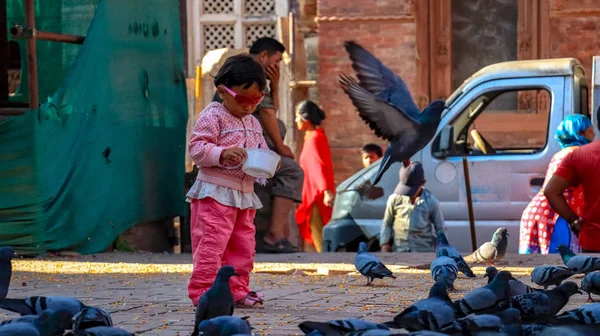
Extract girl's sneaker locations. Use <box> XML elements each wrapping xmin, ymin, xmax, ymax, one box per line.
<box><xmin>236</xmin><ymin>291</ymin><xmax>265</xmax><ymax>309</ymax></box>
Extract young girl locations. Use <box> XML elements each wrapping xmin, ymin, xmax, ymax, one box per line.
<box><xmin>187</xmin><ymin>54</ymin><xmax>273</xmax><ymax>308</ymax></box>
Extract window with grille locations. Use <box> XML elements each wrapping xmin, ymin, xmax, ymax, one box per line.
<box><xmin>191</xmin><ymin>0</ymin><xmax>287</xmax><ymax>71</ymax></box>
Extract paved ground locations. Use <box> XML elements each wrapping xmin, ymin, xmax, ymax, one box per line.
<box><xmin>2</xmin><ymin>252</ymin><xmax>593</xmax><ymax>335</ymax></box>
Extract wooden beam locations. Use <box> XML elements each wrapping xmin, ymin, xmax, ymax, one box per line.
<box><xmin>428</xmin><ymin>0</ymin><xmax>452</xmax><ymax>101</ymax></box>
<box><xmin>415</xmin><ymin>0</ymin><xmax>430</xmax><ymax>109</ymax></box>
<box><xmin>0</xmin><ymin>0</ymin><xmax>8</xmax><ymax>101</ymax></box>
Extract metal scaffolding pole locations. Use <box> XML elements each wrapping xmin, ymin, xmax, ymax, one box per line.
<box><xmin>25</xmin><ymin>0</ymin><xmax>38</xmax><ymax>109</ymax></box>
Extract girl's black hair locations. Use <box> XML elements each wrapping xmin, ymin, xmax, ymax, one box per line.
<box><xmin>213</xmin><ymin>54</ymin><xmax>267</xmax><ymax>91</ymax></box>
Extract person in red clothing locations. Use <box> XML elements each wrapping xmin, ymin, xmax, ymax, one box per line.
<box><xmin>295</xmin><ymin>100</ymin><xmax>335</xmax><ymax>252</ymax></box>
<box><xmin>545</xmin><ymin>137</ymin><xmax>600</xmax><ymax>253</ymax></box>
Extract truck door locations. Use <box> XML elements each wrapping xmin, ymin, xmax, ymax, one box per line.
<box><xmin>422</xmin><ymin>76</ymin><xmax>565</xmax><ymax>226</ymax></box>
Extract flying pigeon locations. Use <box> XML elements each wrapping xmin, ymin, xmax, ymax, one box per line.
<box><xmin>338</xmin><ymin>40</ymin><xmax>446</xmax><ymax>186</ymax></box>
<box><xmin>355</xmin><ymin>242</ymin><xmax>396</xmax><ymax>286</ymax></box>
<box><xmin>198</xmin><ymin>316</ymin><xmax>252</xmax><ymax>336</ymax></box>
<box><xmin>454</xmin><ymin>271</ymin><xmax>513</xmax><ymax>316</ymax></box>
<box><xmin>430</xmin><ymin>250</ymin><xmax>458</xmax><ymax>290</ymax></box>
<box><xmin>485</xmin><ymin>266</ymin><xmax>540</xmax><ymax>297</ymax></box>
<box><xmin>0</xmin><ymin>296</ymin><xmax>85</xmax><ymax>316</ymax></box>
<box><xmin>0</xmin><ymin>246</ymin><xmax>16</xmax><ymax>299</ymax></box>
<box><xmin>435</xmin><ymin>231</ymin><xmax>476</xmax><ymax>278</ymax></box>
<box><xmin>581</xmin><ymin>271</ymin><xmax>600</xmax><ymax>302</ymax></box>
<box><xmin>557</xmin><ymin>245</ymin><xmax>600</xmax><ymax>274</ymax></box>
<box><xmin>299</xmin><ymin>318</ymin><xmax>389</xmax><ymax>336</ymax></box>
<box><xmin>64</xmin><ymin>326</ymin><xmax>133</xmax><ymax>335</ymax></box>
<box><xmin>463</xmin><ymin>228</ymin><xmax>509</xmax><ymax>266</ymax></box>
<box><xmin>530</xmin><ymin>265</ymin><xmax>575</xmax><ymax>289</ymax></box>
<box><xmin>497</xmin><ymin>281</ymin><xmax>582</xmax><ymax>321</ymax></box>
<box><xmin>192</xmin><ymin>265</ymin><xmax>239</xmax><ymax>336</ymax></box>
<box><xmin>384</xmin><ymin>281</ymin><xmax>456</xmax><ymax>332</ymax></box>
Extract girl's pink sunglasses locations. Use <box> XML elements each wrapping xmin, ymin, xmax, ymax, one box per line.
<box><xmin>221</xmin><ymin>85</ymin><xmax>265</xmax><ymax>105</ymax></box>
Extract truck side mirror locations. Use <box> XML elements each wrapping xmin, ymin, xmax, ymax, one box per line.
<box><xmin>434</xmin><ymin>125</ymin><xmax>454</xmax><ymax>158</ymax></box>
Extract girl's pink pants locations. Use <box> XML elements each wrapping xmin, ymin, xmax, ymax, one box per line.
<box><xmin>187</xmin><ymin>197</ymin><xmax>256</xmax><ymax>306</ymax></box>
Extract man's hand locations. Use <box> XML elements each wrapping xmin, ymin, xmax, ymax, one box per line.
<box><xmin>276</xmin><ymin>143</ymin><xmax>294</xmax><ymax>159</ymax></box>
<box><xmin>381</xmin><ymin>244</ymin><xmax>392</xmax><ymax>253</ymax></box>
<box><xmin>266</xmin><ymin>63</ymin><xmax>280</xmax><ymax>92</ymax></box>
<box><xmin>220</xmin><ymin>147</ymin><xmax>247</xmax><ymax>166</ymax></box>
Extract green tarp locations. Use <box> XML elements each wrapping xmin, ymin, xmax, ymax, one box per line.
<box><xmin>0</xmin><ymin>0</ymin><xmax>188</xmax><ymax>255</ymax></box>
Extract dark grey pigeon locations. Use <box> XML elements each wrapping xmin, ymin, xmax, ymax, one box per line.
<box><xmin>0</xmin><ymin>308</ymin><xmax>73</xmax><ymax>336</ymax></box>
<box><xmin>0</xmin><ymin>296</ymin><xmax>84</xmax><ymax>316</ymax></box>
<box><xmin>192</xmin><ymin>265</ymin><xmax>239</xmax><ymax>336</ymax></box>
<box><xmin>355</xmin><ymin>242</ymin><xmax>396</xmax><ymax>286</ymax></box>
<box><xmin>384</xmin><ymin>281</ymin><xmax>456</xmax><ymax>332</ymax></box>
<box><xmin>299</xmin><ymin>318</ymin><xmax>389</xmax><ymax>335</ymax></box>
<box><xmin>430</xmin><ymin>250</ymin><xmax>458</xmax><ymax>291</ymax></box>
<box><xmin>498</xmin><ymin>281</ymin><xmax>582</xmax><ymax>321</ymax></box>
<box><xmin>464</xmin><ymin>228</ymin><xmax>509</xmax><ymax>266</ymax></box>
<box><xmin>64</xmin><ymin>326</ymin><xmax>132</xmax><ymax>336</ymax></box>
<box><xmin>531</xmin><ymin>265</ymin><xmax>575</xmax><ymax>289</ymax></box>
<box><xmin>435</xmin><ymin>231</ymin><xmax>476</xmax><ymax>278</ymax></box>
<box><xmin>454</xmin><ymin>271</ymin><xmax>513</xmax><ymax>316</ymax></box>
<box><xmin>485</xmin><ymin>266</ymin><xmax>540</xmax><ymax>297</ymax></box>
<box><xmin>558</xmin><ymin>245</ymin><xmax>600</xmax><ymax>274</ymax></box>
<box><xmin>0</xmin><ymin>246</ymin><xmax>16</xmax><ymax>299</ymax></box>
<box><xmin>581</xmin><ymin>271</ymin><xmax>600</xmax><ymax>302</ymax></box>
<box><xmin>338</xmin><ymin>41</ymin><xmax>446</xmax><ymax>186</ymax></box>
<box><xmin>198</xmin><ymin>316</ymin><xmax>252</xmax><ymax>336</ymax></box>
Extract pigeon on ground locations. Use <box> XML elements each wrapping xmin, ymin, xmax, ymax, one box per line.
<box><xmin>530</xmin><ymin>265</ymin><xmax>575</xmax><ymax>289</ymax></box>
<box><xmin>198</xmin><ymin>316</ymin><xmax>252</xmax><ymax>336</ymax></box>
<box><xmin>430</xmin><ymin>250</ymin><xmax>458</xmax><ymax>290</ymax></box>
<box><xmin>0</xmin><ymin>308</ymin><xmax>73</xmax><ymax>336</ymax></box>
<box><xmin>463</xmin><ymin>228</ymin><xmax>509</xmax><ymax>266</ymax></box>
<box><xmin>299</xmin><ymin>318</ymin><xmax>389</xmax><ymax>336</ymax></box>
<box><xmin>538</xmin><ymin>324</ymin><xmax>600</xmax><ymax>336</ymax></box>
<box><xmin>0</xmin><ymin>247</ymin><xmax>16</xmax><ymax>299</ymax></box>
<box><xmin>439</xmin><ymin>309</ymin><xmax>520</xmax><ymax>335</ymax></box>
<box><xmin>0</xmin><ymin>296</ymin><xmax>85</xmax><ymax>316</ymax></box>
<box><xmin>384</xmin><ymin>280</ymin><xmax>456</xmax><ymax>332</ymax></box>
<box><xmin>64</xmin><ymin>326</ymin><xmax>133</xmax><ymax>336</ymax></box>
<box><xmin>549</xmin><ymin>303</ymin><xmax>600</xmax><ymax>325</ymax></box>
<box><xmin>485</xmin><ymin>266</ymin><xmax>540</xmax><ymax>296</ymax></box>
<box><xmin>501</xmin><ymin>324</ymin><xmax>550</xmax><ymax>336</ymax></box>
<box><xmin>497</xmin><ymin>281</ymin><xmax>582</xmax><ymax>321</ymax></box>
<box><xmin>558</xmin><ymin>245</ymin><xmax>600</xmax><ymax>274</ymax></box>
<box><xmin>355</xmin><ymin>242</ymin><xmax>396</xmax><ymax>286</ymax></box>
<box><xmin>338</xmin><ymin>40</ymin><xmax>446</xmax><ymax>186</ymax></box>
<box><xmin>192</xmin><ymin>265</ymin><xmax>239</xmax><ymax>336</ymax></box>
<box><xmin>581</xmin><ymin>271</ymin><xmax>600</xmax><ymax>302</ymax></box>
<box><xmin>454</xmin><ymin>271</ymin><xmax>513</xmax><ymax>316</ymax></box>
<box><xmin>435</xmin><ymin>231</ymin><xmax>476</xmax><ymax>278</ymax></box>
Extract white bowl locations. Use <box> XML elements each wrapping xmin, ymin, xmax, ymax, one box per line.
<box><xmin>243</xmin><ymin>148</ymin><xmax>281</xmax><ymax>178</ymax></box>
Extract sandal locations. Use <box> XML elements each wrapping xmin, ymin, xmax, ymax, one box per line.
<box><xmin>236</xmin><ymin>292</ymin><xmax>265</xmax><ymax>308</ymax></box>
<box><xmin>263</xmin><ymin>238</ymin><xmax>298</xmax><ymax>254</ymax></box>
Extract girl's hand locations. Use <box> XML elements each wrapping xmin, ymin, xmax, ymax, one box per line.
<box><xmin>324</xmin><ymin>190</ymin><xmax>335</xmax><ymax>207</ymax></box>
<box><xmin>220</xmin><ymin>147</ymin><xmax>247</xmax><ymax>166</ymax></box>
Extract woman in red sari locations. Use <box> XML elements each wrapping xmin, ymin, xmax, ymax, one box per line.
<box><xmin>295</xmin><ymin>100</ymin><xmax>335</xmax><ymax>252</ymax></box>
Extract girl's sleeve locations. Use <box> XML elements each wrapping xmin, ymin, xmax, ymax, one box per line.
<box><xmin>189</xmin><ymin>109</ymin><xmax>224</xmax><ymax>168</ymax></box>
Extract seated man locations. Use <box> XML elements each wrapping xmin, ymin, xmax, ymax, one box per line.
<box><xmin>213</xmin><ymin>37</ymin><xmax>304</xmax><ymax>253</ymax></box>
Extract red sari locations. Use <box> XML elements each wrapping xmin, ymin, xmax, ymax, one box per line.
<box><xmin>296</xmin><ymin>128</ymin><xmax>335</xmax><ymax>247</ymax></box>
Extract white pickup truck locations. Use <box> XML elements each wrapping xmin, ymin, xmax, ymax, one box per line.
<box><xmin>323</xmin><ymin>56</ymin><xmax>600</xmax><ymax>253</ymax></box>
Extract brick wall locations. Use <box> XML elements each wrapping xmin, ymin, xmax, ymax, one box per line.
<box><xmin>317</xmin><ymin>0</ymin><xmax>415</xmax><ymax>184</ymax></box>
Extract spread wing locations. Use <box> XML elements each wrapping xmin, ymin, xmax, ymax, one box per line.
<box><xmin>344</xmin><ymin>40</ymin><xmax>422</xmax><ymax>119</ymax></box>
<box><xmin>339</xmin><ymin>74</ymin><xmax>419</xmax><ymax>141</ymax></box>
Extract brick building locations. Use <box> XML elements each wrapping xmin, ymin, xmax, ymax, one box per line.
<box><xmin>298</xmin><ymin>0</ymin><xmax>600</xmax><ymax>185</ymax></box>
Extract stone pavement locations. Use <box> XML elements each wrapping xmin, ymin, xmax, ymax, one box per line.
<box><xmin>2</xmin><ymin>252</ymin><xmax>593</xmax><ymax>335</ymax></box>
